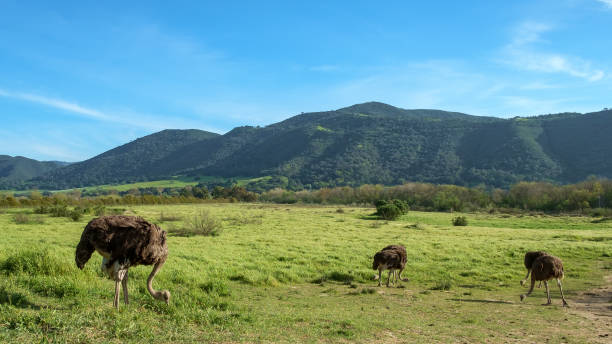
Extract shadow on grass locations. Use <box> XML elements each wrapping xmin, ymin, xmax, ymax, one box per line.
<box><xmin>450</xmin><ymin>298</ymin><xmax>514</xmax><ymax>304</ymax></box>
<box><xmin>0</xmin><ymin>289</ymin><xmax>41</xmax><ymax>309</ymax></box>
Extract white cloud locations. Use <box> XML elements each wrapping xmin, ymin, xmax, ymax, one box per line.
<box><xmin>501</xmin><ymin>21</ymin><xmax>605</xmax><ymax>82</ymax></box>
<box><xmin>0</xmin><ymin>88</ymin><xmax>217</xmax><ymax>132</ymax></box>
<box><xmin>597</xmin><ymin>0</ymin><xmax>612</xmax><ymax>9</ymax></box>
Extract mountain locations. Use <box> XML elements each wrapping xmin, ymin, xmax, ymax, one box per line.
<box><xmin>0</xmin><ymin>155</ymin><xmax>69</xmax><ymax>189</ymax></box>
<box><xmin>25</xmin><ymin>102</ymin><xmax>612</xmax><ymax>189</ymax></box>
<box><xmin>31</xmin><ymin>129</ymin><xmax>220</xmax><ymax>189</ymax></box>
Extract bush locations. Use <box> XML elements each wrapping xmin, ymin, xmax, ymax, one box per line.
<box><xmin>69</xmin><ymin>210</ymin><xmax>83</xmax><ymax>222</ymax></box>
<box><xmin>14</xmin><ymin>213</ymin><xmax>30</xmax><ymax>224</ymax></box>
<box><xmin>374</xmin><ymin>199</ymin><xmax>409</xmax><ymax>220</ymax></box>
<box><xmin>452</xmin><ymin>216</ymin><xmax>468</xmax><ymax>226</ymax></box>
<box><xmin>49</xmin><ymin>204</ymin><xmax>70</xmax><ymax>217</ymax></box>
<box><xmin>33</xmin><ymin>205</ymin><xmax>49</xmax><ymax>214</ymax></box>
<box><xmin>13</xmin><ymin>213</ymin><xmax>44</xmax><ymax>224</ymax></box>
<box><xmin>93</xmin><ymin>205</ymin><xmax>106</xmax><ymax>216</ymax></box>
<box><xmin>172</xmin><ymin>210</ymin><xmax>222</xmax><ymax>236</ymax></box>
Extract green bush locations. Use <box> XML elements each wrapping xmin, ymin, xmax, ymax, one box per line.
<box><xmin>171</xmin><ymin>210</ymin><xmax>223</xmax><ymax>236</ymax></box>
<box><xmin>69</xmin><ymin>210</ymin><xmax>83</xmax><ymax>222</ymax></box>
<box><xmin>377</xmin><ymin>204</ymin><xmax>402</xmax><ymax>220</ymax></box>
<box><xmin>33</xmin><ymin>205</ymin><xmax>49</xmax><ymax>214</ymax></box>
<box><xmin>374</xmin><ymin>199</ymin><xmax>409</xmax><ymax>220</ymax></box>
<box><xmin>452</xmin><ymin>216</ymin><xmax>468</xmax><ymax>226</ymax></box>
<box><xmin>93</xmin><ymin>205</ymin><xmax>106</xmax><ymax>216</ymax></box>
<box><xmin>49</xmin><ymin>204</ymin><xmax>70</xmax><ymax>217</ymax></box>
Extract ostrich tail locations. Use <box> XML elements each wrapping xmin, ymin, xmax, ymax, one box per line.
<box><xmin>75</xmin><ymin>237</ymin><xmax>95</xmax><ymax>269</ymax></box>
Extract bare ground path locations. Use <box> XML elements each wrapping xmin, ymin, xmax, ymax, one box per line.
<box><xmin>570</xmin><ymin>275</ymin><xmax>612</xmax><ymax>343</ymax></box>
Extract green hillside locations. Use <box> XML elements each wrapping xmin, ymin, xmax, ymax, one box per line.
<box><xmin>21</xmin><ymin>103</ymin><xmax>612</xmax><ymax>190</ymax></box>
<box><xmin>31</xmin><ymin>129</ymin><xmax>219</xmax><ymax>189</ymax></box>
<box><xmin>0</xmin><ymin>155</ymin><xmax>68</xmax><ymax>189</ymax></box>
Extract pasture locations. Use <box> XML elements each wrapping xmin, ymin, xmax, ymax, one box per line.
<box><xmin>0</xmin><ymin>203</ymin><xmax>610</xmax><ymax>343</ymax></box>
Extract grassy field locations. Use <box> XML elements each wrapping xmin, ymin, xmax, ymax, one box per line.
<box><xmin>0</xmin><ymin>204</ymin><xmax>610</xmax><ymax>343</ymax></box>
<box><xmin>48</xmin><ymin>175</ymin><xmax>263</xmax><ymax>193</ymax></box>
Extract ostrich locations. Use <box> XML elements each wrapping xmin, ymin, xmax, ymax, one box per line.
<box><xmin>520</xmin><ymin>254</ymin><xmax>569</xmax><ymax>307</ymax></box>
<box><xmin>520</xmin><ymin>251</ymin><xmax>549</xmax><ymax>287</ymax></box>
<box><xmin>372</xmin><ymin>246</ymin><xmax>406</xmax><ymax>287</ymax></box>
<box><xmin>381</xmin><ymin>245</ymin><xmax>408</xmax><ymax>282</ymax></box>
<box><xmin>75</xmin><ymin>215</ymin><xmax>170</xmax><ymax>308</ymax></box>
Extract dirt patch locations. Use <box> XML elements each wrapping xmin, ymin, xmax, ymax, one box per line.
<box><xmin>570</xmin><ymin>275</ymin><xmax>612</xmax><ymax>343</ymax></box>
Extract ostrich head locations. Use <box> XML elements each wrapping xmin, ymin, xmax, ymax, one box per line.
<box><xmin>161</xmin><ymin>290</ymin><xmax>171</xmax><ymax>305</ymax></box>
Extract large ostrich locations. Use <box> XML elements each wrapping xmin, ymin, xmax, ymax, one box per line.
<box><xmin>520</xmin><ymin>254</ymin><xmax>569</xmax><ymax>307</ymax></box>
<box><xmin>372</xmin><ymin>245</ymin><xmax>407</xmax><ymax>287</ymax></box>
<box><xmin>75</xmin><ymin>215</ymin><xmax>170</xmax><ymax>308</ymax></box>
<box><xmin>520</xmin><ymin>251</ymin><xmax>548</xmax><ymax>287</ymax></box>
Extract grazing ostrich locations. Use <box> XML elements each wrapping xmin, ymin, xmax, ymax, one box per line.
<box><xmin>381</xmin><ymin>245</ymin><xmax>408</xmax><ymax>282</ymax></box>
<box><xmin>372</xmin><ymin>247</ymin><xmax>406</xmax><ymax>287</ymax></box>
<box><xmin>520</xmin><ymin>254</ymin><xmax>569</xmax><ymax>307</ymax></box>
<box><xmin>75</xmin><ymin>215</ymin><xmax>170</xmax><ymax>308</ymax></box>
<box><xmin>521</xmin><ymin>251</ymin><xmax>549</xmax><ymax>287</ymax></box>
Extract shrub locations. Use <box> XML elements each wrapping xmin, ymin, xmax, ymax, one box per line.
<box><xmin>13</xmin><ymin>213</ymin><xmax>44</xmax><ymax>224</ymax></box>
<box><xmin>14</xmin><ymin>213</ymin><xmax>30</xmax><ymax>224</ymax></box>
<box><xmin>93</xmin><ymin>205</ymin><xmax>106</xmax><ymax>216</ymax></box>
<box><xmin>49</xmin><ymin>204</ymin><xmax>70</xmax><ymax>217</ymax></box>
<box><xmin>452</xmin><ymin>216</ymin><xmax>468</xmax><ymax>226</ymax></box>
<box><xmin>374</xmin><ymin>199</ymin><xmax>409</xmax><ymax>220</ymax></box>
<box><xmin>33</xmin><ymin>205</ymin><xmax>49</xmax><ymax>214</ymax></box>
<box><xmin>377</xmin><ymin>204</ymin><xmax>402</xmax><ymax>220</ymax></box>
<box><xmin>173</xmin><ymin>210</ymin><xmax>222</xmax><ymax>236</ymax></box>
<box><xmin>69</xmin><ymin>210</ymin><xmax>83</xmax><ymax>222</ymax></box>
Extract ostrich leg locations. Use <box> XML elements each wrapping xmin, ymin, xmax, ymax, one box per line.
<box><xmin>113</xmin><ymin>264</ymin><xmax>128</xmax><ymax>309</ymax></box>
<box><xmin>122</xmin><ymin>270</ymin><xmax>129</xmax><ymax>305</ymax></box>
<box><xmin>114</xmin><ymin>280</ymin><xmax>121</xmax><ymax>308</ymax></box>
<box><xmin>377</xmin><ymin>269</ymin><xmax>382</xmax><ymax>287</ymax></box>
<box><xmin>386</xmin><ymin>270</ymin><xmax>391</xmax><ymax>287</ymax></box>
<box><xmin>543</xmin><ymin>281</ymin><xmax>551</xmax><ymax>305</ymax></box>
<box><xmin>557</xmin><ymin>279</ymin><xmax>569</xmax><ymax>307</ymax></box>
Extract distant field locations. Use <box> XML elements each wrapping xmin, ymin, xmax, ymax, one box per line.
<box><xmin>0</xmin><ymin>204</ymin><xmax>610</xmax><ymax>343</ymax></box>
<box><xmin>49</xmin><ymin>175</ymin><xmax>265</xmax><ymax>193</ymax></box>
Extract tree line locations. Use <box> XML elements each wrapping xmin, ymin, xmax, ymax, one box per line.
<box><xmin>1</xmin><ymin>179</ymin><xmax>612</xmax><ymax>214</ymax></box>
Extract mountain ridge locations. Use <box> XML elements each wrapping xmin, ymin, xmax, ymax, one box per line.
<box><xmin>7</xmin><ymin>102</ymin><xmax>612</xmax><ymax>190</ymax></box>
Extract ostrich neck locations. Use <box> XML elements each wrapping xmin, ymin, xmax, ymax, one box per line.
<box><xmin>147</xmin><ymin>260</ymin><xmax>165</xmax><ymax>299</ymax></box>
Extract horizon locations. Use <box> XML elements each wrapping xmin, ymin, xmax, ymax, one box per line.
<box><xmin>2</xmin><ymin>1</ymin><xmax>611</xmax><ymax>161</ymax></box>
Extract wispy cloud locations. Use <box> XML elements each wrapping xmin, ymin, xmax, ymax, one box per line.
<box><xmin>596</xmin><ymin>0</ymin><xmax>612</xmax><ymax>9</ymax></box>
<box><xmin>501</xmin><ymin>22</ymin><xmax>605</xmax><ymax>81</ymax></box>
<box><xmin>0</xmin><ymin>88</ymin><xmax>216</xmax><ymax>132</ymax></box>
<box><xmin>0</xmin><ymin>88</ymin><xmax>111</xmax><ymax>120</ymax></box>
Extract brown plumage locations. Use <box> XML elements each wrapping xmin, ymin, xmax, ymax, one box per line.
<box><xmin>372</xmin><ymin>245</ymin><xmax>407</xmax><ymax>287</ymax></box>
<box><xmin>520</xmin><ymin>251</ymin><xmax>548</xmax><ymax>286</ymax></box>
<box><xmin>520</xmin><ymin>254</ymin><xmax>568</xmax><ymax>307</ymax></box>
<box><xmin>75</xmin><ymin>215</ymin><xmax>170</xmax><ymax>308</ymax></box>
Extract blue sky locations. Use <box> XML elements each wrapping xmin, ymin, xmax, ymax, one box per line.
<box><xmin>1</xmin><ymin>0</ymin><xmax>611</xmax><ymax>162</ymax></box>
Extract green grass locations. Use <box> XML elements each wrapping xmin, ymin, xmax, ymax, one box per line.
<box><xmin>0</xmin><ymin>204</ymin><xmax>610</xmax><ymax>343</ymax></box>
